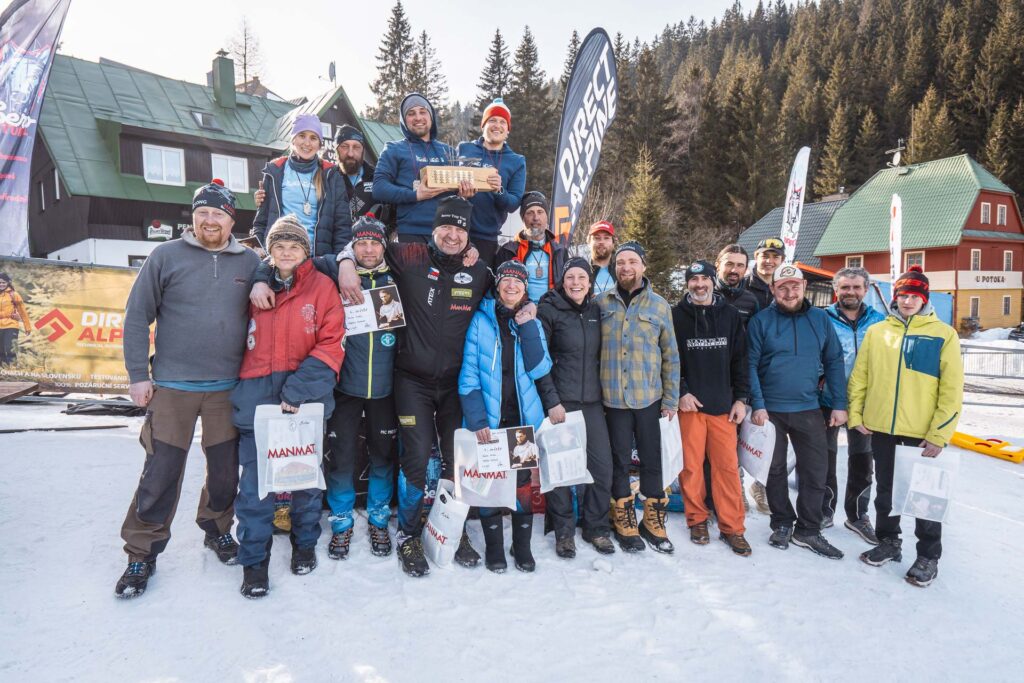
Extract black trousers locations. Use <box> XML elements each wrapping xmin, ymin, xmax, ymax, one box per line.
<box><xmin>821</xmin><ymin>406</ymin><xmax>874</xmax><ymax>522</ymax></box>
<box><xmin>871</xmin><ymin>431</ymin><xmax>943</xmax><ymax>560</ymax></box>
<box><xmin>393</xmin><ymin>371</ymin><xmax>462</xmax><ymax>536</ymax></box>
<box><xmin>0</xmin><ymin>328</ymin><xmax>19</xmax><ymax>365</ymax></box>
<box><xmin>606</xmin><ymin>401</ymin><xmax>663</xmax><ymax>499</ymax></box>
<box><xmin>766</xmin><ymin>409</ymin><xmax>828</xmax><ymax>533</ymax></box>
<box><xmin>545</xmin><ymin>401</ymin><xmax>614</xmax><ymax>538</ymax></box>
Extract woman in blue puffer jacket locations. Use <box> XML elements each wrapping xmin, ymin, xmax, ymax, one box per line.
<box><xmin>459</xmin><ymin>260</ymin><xmax>552</xmax><ymax>574</ymax></box>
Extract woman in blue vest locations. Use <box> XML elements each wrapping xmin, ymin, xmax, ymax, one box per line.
<box><xmin>251</xmin><ymin>114</ymin><xmax>352</xmax><ymax>258</ymax></box>
<box><xmin>458</xmin><ymin>261</ymin><xmax>552</xmax><ymax>573</ymax></box>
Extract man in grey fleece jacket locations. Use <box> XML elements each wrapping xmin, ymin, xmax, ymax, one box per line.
<box><xmin>115</xmin><ymin>180</ymin><xmax>260</xmax><ymax>599</ymax></box>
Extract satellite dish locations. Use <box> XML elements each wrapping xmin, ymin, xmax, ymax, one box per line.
<box><xmin>893</xmin><ymin>150</ymin><xmax>902</xmax><ymax>167</ymax></box>
<box><xmin>328</xmin><ymin>62</ymin><xmax>336</xmax><ymax>83</ymax></box>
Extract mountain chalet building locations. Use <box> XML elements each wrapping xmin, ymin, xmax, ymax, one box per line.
<box><xmin>27</xmin><ymin>52</ymin><xmax>399</xmax><ymax>266</ymax></box>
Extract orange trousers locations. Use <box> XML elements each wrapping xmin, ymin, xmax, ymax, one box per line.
<box><xmin>679</xmin><ymin>410</ymin><xmax>745</xmax><ymax>535</ymax></box>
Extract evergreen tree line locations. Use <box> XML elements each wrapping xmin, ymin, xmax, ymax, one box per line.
<box><xmin>368</xmin><ymin>0</ymin><xmax>1024</xmax><ymax>299</ymax></box>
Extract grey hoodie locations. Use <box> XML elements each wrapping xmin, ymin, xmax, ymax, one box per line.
<box><xmin>123</xmin><ymin>230</ymin><xmax>261</xmax><ymax>384</ymax></box>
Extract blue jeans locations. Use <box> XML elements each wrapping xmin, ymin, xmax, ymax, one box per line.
<box><xmin>235</xmin><ymin>431</ymin><xmax>323</xmax><ymax>567</ymax></box>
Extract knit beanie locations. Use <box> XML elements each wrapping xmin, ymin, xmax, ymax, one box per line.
<box><xmin>519</xmin><ymin>191</ymin><xmax>548</xmax><ymax>219</ymax></box>
<box><xmin>401</xmin><ymin>93</ymin><xmax>431</xmax><ymax>121</ymax></box>
<box><xmin>192</xmin><ymin>179</ymin><xmax>236</xmax><ymax>218</ymax></box>
<box><xmin>291</xmin><ymin>114</ymin><xmax>322</xmax><ymax>140</ymax></box>
<box><xmin>893</xmin><ymin>265</ymin><xmax>930</xmax><ymax>303</ymax></box>
<box><xmin>351</xmin><ymin>214</ymin><xmax>388</xmax><ymax>248</ymax></box>
<box><xmin>495</xmin><ymin>260</ymin><xmax>529</xmax><ymax>289</ymax></box>
<box><xmin>614</xmin><ymin>241</ymin><xmax>646</xmax><ymax>264</ymax></box>
<box><xmin>685</xmin><ymin>260</ymin><xmax>715</xmax><ymax>282</ymax></box>
<box><xmin>561</xmin><ymin>256</ymin><xmax>593</xmax><ymax>283</ymax></box>
<box><xmin>481</xmin><ymin>97</ymin><xmax>512</xmax><ymax>130</ymax></box>
<box><xmin>266</xmin><ymin>215</ymin><xmax>311</xmax><ymax>256</ymax></box>
<box><xmin>334</xmin><ymin>124</ymin><xmax>365</xmax><ymax>146</ymax></box>
<box><xmin>433</xmin><ymin>196</ymin><xmax>472</xmax><ymax>230</ymax></box>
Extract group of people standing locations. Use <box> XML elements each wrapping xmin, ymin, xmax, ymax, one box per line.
<box><xmin>112</xmin><ymin>92</ymin><xmax>963</xmax><ymax>601</ymax></box>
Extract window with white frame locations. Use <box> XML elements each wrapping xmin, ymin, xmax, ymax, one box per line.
<box><xmin>997</xmin><ymin>204</ymin><xmax>1007</xmax><ymax>226</ymax></box>
<box><xmin>981</xmin><ymin>202</ymin><xmax>991</xmax><ymax>224</ymax></box>
<box><xmin>142</xmin><ymin>144</ymin><xmax>185</xmax><ymax>186</ymax></box>
<box><xmin>1006</xmin><ymin>251</ymin><xmax>1014</xmax><ymax>272</ymax></box>
<box><xmin>845</xmin><ymin>255</ymin><xmax>863</xmax><ymax>268</ymax></box>
<box><xmin>971</xmin><ymin>249</ymin><xmax>981</xmax><ymax>271</ymax></box>
<box><xmin>1003</xmin><ymin>295</ymin><xmax>1012</xmax><ymax>316</ymax></box>
<box><xmin>970</xmin><ymin>297</ymin><xmax>980</xmax><ymax>319</ymax></box>
<box><xmin>320</xmin><ymin>122</ymin><xmax>333</xmax><ymax>141</ymax></box>
<box><xmin>211</xmin><ymin>154</ymin><xmax>249</xmax><ymax>193</ymax></box>
<box><xmin>905</xmin><ymin>251</ymin><xmax>924</xmax><ymax>269</ymax></box>
<box><xmin>53</xmin><ymin>168</ymin><xmax>60</xmax><ymax>201</ymax></box>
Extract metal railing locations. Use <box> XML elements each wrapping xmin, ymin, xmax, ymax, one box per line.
<box><xmin>960</xmin><ymin>344</ymin><xmax>1024</xmax><ymax>380</ymax></box>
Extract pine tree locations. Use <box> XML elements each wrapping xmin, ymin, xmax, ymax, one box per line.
<box><xmin>1005</xmin><ymin>97</ymin><xmax>1024</xmax><ymax>193</ymax></box>
<box><xmin>814</xmin><ymin>102</ymin><xmax>851</xmax><ymax>197</ymax></box>
<box><xmin>621</xmin><ymin>146</ymin><xmax>678</xmax><ymax>299</ymax></box>
<box><xmin>505</xmin><ymin>27</ymin><xmax>557</xmax><ymax>196</ymax></box>
<box><xmin>981</xmin><ymin>101</ymin><xmax>1012</xmax><ymax>181</ymax></box>
<box><xmin>368</xmin><ymin>1</ymin><xmax>415</xmax><ymax>122</ymax></box>
<box><xmin>908</xmin><ymin>85</ymin><xmax>960</xmax><ymax>163</ymax></box>
<box><xmin>969</xmin><ymin>0</ymin><xmax>1024</xmax><ymax>139</ymax></box>
<box><xmin>850</xmin><ymin>107</ymin><xmax>883</xmax><ymax>186</ymax></box>
<box><xmin>560</xmin><ymin>30</ymin><xmax>581</xmax><ymax>90</ymax></box>
<box><xmin>415</xmin><ymin>31</ymin><xmax>448</xmax><ymax>108</ymax></box>
<box><xmin>477</xmin><ymin>29</ymin><xmax>511</xmax><ymax>110</ymax></box>
<box><xmin>620</xmin><ymin>47</ymin><xmax>679</xmax><ymax>176</ymax></box>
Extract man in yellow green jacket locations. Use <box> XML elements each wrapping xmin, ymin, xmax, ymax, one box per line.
<box><xmin>847</xmin><ymin>265</ymin><xmax>963</xmax><ymax>587</ymax></box>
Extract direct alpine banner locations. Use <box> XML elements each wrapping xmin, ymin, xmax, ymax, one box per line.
<box><xmin>549</xmin><ymin>28</ymin><xmax>617</xmax><ymax>245</ymax></box>
<box><xmin>780</xmin><ymin>146</ymin><xmax>811</xmax><ymax>264</ymax></box>
<box><xmin>0</xmin><ymin>0</ymin><xmax>71</xmax><ymax>257</ymax></box>
<box><xmin>0</xmin><ymin>256</ymin><xmax>147</xmax><ymax>393</ymax></box>
<box><xmin>889</xmin><ymin>193</ymin><xmax>902</xmax><ymax>283</ymax></box>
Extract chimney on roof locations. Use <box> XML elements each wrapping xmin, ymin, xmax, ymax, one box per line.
<box><xmin>212</xmin><ymin>49</ymin><xmax>236</xmax><ymax>109</ymax></box>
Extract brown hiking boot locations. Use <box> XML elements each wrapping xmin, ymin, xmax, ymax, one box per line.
<box><xmin>690</xmin><ymin>521</ymin><xmax>710</xmax><ymax>545</ymax></box>
<box><xmin>639</xmin><ymin>496</ymin><xmax>675</xmax><ymax>554</ymax></box>
<box><xmin>610</xmin><ymin>497</ymin><xmax>645</xmax><ymax>552</ymax></box>
<box><xmin>720</xmin><ymin>532</ymin><xmax>752</xmax><ymax>557</ymax></box>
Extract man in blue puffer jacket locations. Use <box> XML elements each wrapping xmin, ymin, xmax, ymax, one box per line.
<box><xmin>459</xmin><ymin>261</ymin><xmax>552</xmax><ymax>574</ymax></box>
<box><xmin>820</xmin><ymin>267</ymin><xmax>886</xmax><ymax>542</ymax></box>
<box><xmin>748</xmin><ymin>264</ymin><xmax>848</xmax><ymax>560</ymax></box>
<box><xmin>456</xmin><ymin>98</ymin><xmax>526</xmax><ymax>265</ymax></box>
<box><xmin>374</xmin><ymin>93</ymin><xmax>468</xmax><ymax>242</ymax></box>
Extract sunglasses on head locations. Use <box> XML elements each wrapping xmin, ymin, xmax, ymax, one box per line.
<box><xmin>760</xmin><ymin>238</ymin><xmax>784</xmax><ymax>250</ymax></box>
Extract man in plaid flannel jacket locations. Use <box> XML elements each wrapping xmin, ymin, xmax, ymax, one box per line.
<box><xmin>596</xmin><ymin>241</ymin><xmax>680</xmax><ymax>555</ymax></box>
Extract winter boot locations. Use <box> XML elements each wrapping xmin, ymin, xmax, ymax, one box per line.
<box><xmin>610</xmin><ymin>497</ymin><xmax>645</xmax><ymax>553</ymax></box>
<box><xmin>750</xmin><ymin>481</ymin><xmax>771</xmax><ymax>515</ymax></box>
<box><xmin>272</xmin><ymin>504</ymin><xmax>291</xmax><ymax>535</ymax></box>
<box><xmin>328</xmin><ymin>529</ymin><xmax>352</xmax><ymax>560</ymax></box>
<box><xmin>555</xmin><ymin>535</ymin><xmax>576</xmax><ymax>559</ymax></box>
<box><xmin>639</xmin><ymin>496</ymin><xmax>675</xmax><ymax>554</ymax></box>
<box><xmin>290</xmin><ymin>545</ymin><xmax>318</xmax><ymax>575</ymax></box>
<box><xmin>454</xmin><ymin>527</ymin><xmax>481</xmax><ymax>568</ymax></box>
<box><xmin>396</xmin><ymin>533</ymin><xmax>429</xmax><ymax>577</ymax></box>
<box><xmin>240</xmin><ymin>564</ymin><xmax>269</xmax><ymax>599</ymax></box>
<box><xmin>720</xmin><ymin>532</ymin><xmax>752</xmax><ymax>557</ymax></box>
<box><xmin>792</xmin><ymin>530</ymin><xmax>844</xmax><ymax>560</ymax></box>
<box><xmin>905</xmin><ymin>557</ymin><xmax>939</xmax><ymax>587</ymax></box>
<box><xmin>481</xmin><ymin>517</ymin><xmax>507</xmax><ymax>573</ymax></box>
<box><xmin>582</xmin><ymin>529</ymin><xmax>616</xmax><ymax>555</ymax></box>
<box><xmin>368</xmin><ymin>524</ymin><xmax>392</xmax><ymax>557</ymax></box>
<box><xmin>845</xmin><ymin>516</ymin><xmax>880</xmax><ymax>545</ymax></box>
<box><xmin>860</xmin><ymin>537</ymin><xmax>902</xmax><ymax>566</ymax></box>
<box><xmin>114</xmin><ymin>559</ymin><xmax>156</xmax><ymax>599</ymax></box>
<box><xmin>204</xmin><ymin>532</ymin><xmax>240</xmax><ymax>565</ymax></box>
<box><xmin>769</xmin><ymin>525</ymin><xmax>793</xmax><ymax>550</ymax></box>
<box><xmin>510</xmin><ymin>513</ymin><xmax>536</xmax><ymax>572</ymax></box>
<box><xmin>689</xmin><ymin>521</ymin><xmax>710</xmax><ymax>545</ymax></box>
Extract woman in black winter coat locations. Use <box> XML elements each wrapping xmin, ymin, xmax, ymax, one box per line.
<box><xmin>536</xmin><ymin>257</ymin><xmax>616</xmax><ymax>557</ymax></box>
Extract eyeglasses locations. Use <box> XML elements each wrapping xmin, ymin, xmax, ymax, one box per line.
<box><xmin>759</xmin><ymin>238</ymin><xmax>784</xmax><ymax>250</ymax></box>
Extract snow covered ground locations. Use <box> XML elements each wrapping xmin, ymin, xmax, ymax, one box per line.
<box><xmin>1</xmin><ymin>399</ymin><xmax>1022</xmax><ymax>682</ymax></box>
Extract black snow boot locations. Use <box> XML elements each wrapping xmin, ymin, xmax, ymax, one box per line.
<box><xmin>792</xmin><ymin>530</ymin><xmax>844</xmax><ymax>560</ymax></box>
<box><xmin>115</xmin><ymin>559</ymin><xmax>156</xmax><ymax>599</ymax></box>
<box><xmin>481</xmin><ymin>517</ymin><xmax>507</xmax><ymax>573</ymax></box>
<box><xmin>368</xmin><ymin>524</ymin><xmax>392</xmax><ymax>557</ymax></box>
<box><xmin>290</xmin><ymin>545</ymin><xmax>317</xmax><ymax>575</ymax></box>
<box><xmin>555</xmin><ymin>535</ymin><xmax>576</xmax><ymax>559</ymax></box>
<box><xmin>510</xmin><ymin>513</ymin><xmax>536</xmax><ymax>572</ymax></box>
<box><xmin>396</xmin><ymin>534</ymin><xmax>429</xmax><ymax>577</ymax></box>
<box><xmin>583</xmin><ymin>529</ymin><xmax>616</xmax><ymax>555</ymax></box>
<box><xmin>905</xmin><ymin>557</ymin><xmax>939</xmax><ymax>587</ymax></box>
<box><xmin>860</xmin><ymin>537</ymin><xmax>902</xmax><ymax>566</ymax></box>
<box><xmin>454</xmin><ymin>527</ymin><xmax>481</xmax><ymax>568</ymax></box>
<box><xmin>769</xmin><ymin>525</ymin><xmax>793</xmax><ymax>550</ymax></box>
<box><xmin>240</xmin><ymin>564</ymin><xmax>269</xmax><ymax>599</ymax></box>
<box><xmin>204</xmin><ymin>532</ymin><xmax>240</xmax><ymax>565</ymax></box>
<box><xmin>328</xmin><ymin>529</ymin><xmax>352</xmax><ymax>560</ymax></box>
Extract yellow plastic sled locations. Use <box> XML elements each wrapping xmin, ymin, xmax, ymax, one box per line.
<box><xmin>951</xmin><ymin>432</ymin><xmax>1024</xmax><ymax>464</ymax></box>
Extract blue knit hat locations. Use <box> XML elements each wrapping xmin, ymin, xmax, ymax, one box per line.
<box><xmin>291</xmin><ymin>114</ymin><xmax>322</xmax><ymax>140</ymax></box>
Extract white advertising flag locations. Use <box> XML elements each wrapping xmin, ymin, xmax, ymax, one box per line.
<box><xmin>889</xmin><ymin>194</ymin><xmax>903</xmax><ymax>284</ymax></box>
<box><xmin>780</xmin><ymin>146</ymin><xmax>811</xmax><ymax>264</ymax></box>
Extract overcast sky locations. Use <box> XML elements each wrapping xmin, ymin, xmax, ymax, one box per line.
<box><xmin>56</xmin><ymin>0</ymin><xmax>729</xmax><ymax>113</ymax></box>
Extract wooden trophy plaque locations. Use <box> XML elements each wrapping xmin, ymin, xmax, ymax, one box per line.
<box><xmin>419</xmin><ymin>166</ymin><xmax>494</xmax><ymax>191</ymax></box>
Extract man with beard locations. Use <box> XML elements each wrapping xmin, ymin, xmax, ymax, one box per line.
<box><xmin>598</xmin><ymin>242</ymin><xmax>679</xmax><ymax>554</ymax></box>
<box><xmin>715</xmin><ymin>244</ymin><xmax>759</xmax><ymax>325</ymax></box>
<box><xmin>496</xmin><ymin>191</ymin><xmax>567</xmax><ymax>303</ymax></box>
<box><xmin>745</xmin><ymin>238</ymin><xmax>784</xmax><ymax>310</ymax></box>
<box><xmin>820</xmin><ymin>267</ymin><xmax>885</xmax><ymax>541</ymax></box>
<box><xmin>748</xmin><ymin>264</ymin><xmax>847</xmax><ymax>560</ymax></box>
<box><xmin>338</xmin><ymin>196</ymin><xmax>492</xmax><ymax>577</ymax></box>
<box><xmin>457</xmin><ymin>98</ymin><xmax>526</xmax><ymax>265</ymax></box>
<box><xmin>587</xmin><ymin>221</ymin><xmax>616</xmax><ymax>294</ymax></box>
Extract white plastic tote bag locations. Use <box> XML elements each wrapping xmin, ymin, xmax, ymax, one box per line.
<box><xmin>536</xmin><ymin>411</ymin><xmax>593</xmax><ymax>493</ymax></box>
<box><xmin>738</xmin><ymin>408</ymin><xmax>776</xmax><ymax>485</ymax></box>
<box><xmin>423</xmin><ymin>480</ymin><xmax>471</xmax><ymax>567</ymax></box>
<box><xmin>891</xmin><ymin>445</ymin><xmax>960</xmax><ymax>523</ymax></box>
<box><xmin>254</xmin><ymin>403</ymin><xmax>326</xmax><ymax>499</ymax></box>
<box><xmin>453</xmin><ymin>428</ymin><xmax>517</xmax><ymax>508</ymax></box>
<box><xmin>659</xmin><ymin>416</ymin><xmax>685</xmax><ymax>490</ymax></box>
